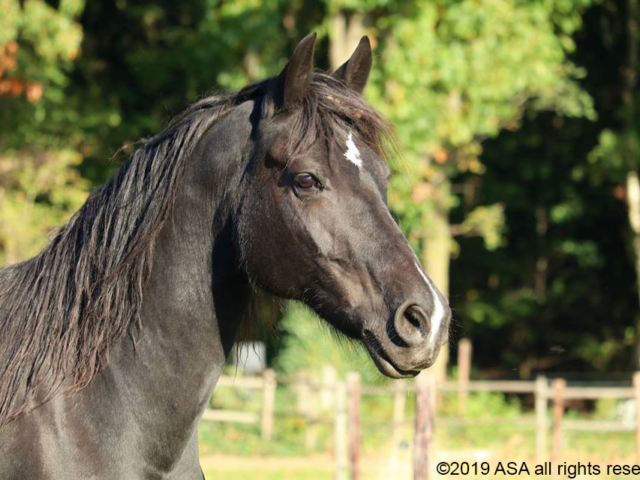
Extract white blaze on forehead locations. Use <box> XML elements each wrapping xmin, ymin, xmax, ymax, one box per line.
<box><xmin>344</xmin><ymin>132</ymin><xmax>363</xmax><ymax>168</ymax></box>
<box><xmin>414</xmin><ymin>261</ymin><xmax>447</xmax><ymax>346</ymax></box>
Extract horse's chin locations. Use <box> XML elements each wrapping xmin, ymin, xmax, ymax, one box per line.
<box><xmin>363</xmin><ymin>341</ymin><xmax>421</xmax><ymax>379</ymax></box>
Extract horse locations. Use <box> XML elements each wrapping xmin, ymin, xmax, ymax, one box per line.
<box><xmin>0</xmin><ymin>33</ymin><xmax>451</xmax><ymax>479</ymax></box>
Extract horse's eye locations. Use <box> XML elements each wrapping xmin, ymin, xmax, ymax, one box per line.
<box><xmin>294</xmin><ymin>173</ymin><xmax>318</xmax><ymax>190</ymax></box>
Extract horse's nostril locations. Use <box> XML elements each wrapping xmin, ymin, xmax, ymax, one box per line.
<box><xmin>394</xmin><ymin>301</ymin><xmax>429</xmax><ymax>348</ymax></box>
<box><xmin>404</xmin><ymin>305</ymin><xmax>423</xmax><ymax>329</ymax></box>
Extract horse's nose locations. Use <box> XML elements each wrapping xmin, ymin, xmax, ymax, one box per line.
<box><xmin>393</xmin><ymin>299</ymin><xmax>429</xmax><ymax>348</ymax></box>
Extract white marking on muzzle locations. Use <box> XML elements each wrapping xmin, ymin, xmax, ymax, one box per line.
<box><xmin>344</xmin><ymin>133</ymin><xmax>363</xmax><ymax>168</ymax></box>
<box><xmin>414</xmin><ymin>261</ymin><xmax>446</xmax><ymax>346</ymax></box>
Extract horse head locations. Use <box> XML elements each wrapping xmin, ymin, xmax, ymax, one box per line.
<box><xmin>236</xmin><ymin>34</ymin><xmax>451</xmax><ymax>377</ymax></box>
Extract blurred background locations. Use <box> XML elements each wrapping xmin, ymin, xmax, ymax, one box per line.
<box><xmin>2</xmin><ymin>0</ymin><xmax>640</xmax><ymax>478</ymax></box>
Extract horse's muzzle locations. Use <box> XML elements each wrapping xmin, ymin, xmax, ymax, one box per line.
<box><xmin>362</xmin><ymin>297</ymin><xmax>451</xmax><ymax>379</ymax></box>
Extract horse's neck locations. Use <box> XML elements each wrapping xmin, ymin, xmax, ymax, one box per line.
<box><xmin>106</xmin><ymin>146</ymin><xmax>251</xmax><ymax>458</ymax></box>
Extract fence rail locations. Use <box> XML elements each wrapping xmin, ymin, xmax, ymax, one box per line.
<box><xmin>202</xmin><ymin>341</ymin><xmax>640</xmax><ymax>480</ymax></box>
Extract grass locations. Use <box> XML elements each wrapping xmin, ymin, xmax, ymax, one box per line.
<box><xmin>198</xmin><ymin>383</ymin><xmax>638</xmax><ymax>478</ymax></box>
<box><xmin>200</xmin><ymin>455</ymin><xmax>333</xmax><ymax>480</ymax></box>
<box><xmin>201</xmin><ymin>471</ymin><xmax>329</xmax><ymax>480</ymax></box>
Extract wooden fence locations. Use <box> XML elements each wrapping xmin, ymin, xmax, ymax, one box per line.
<box><xmin>202</xmin><ymin>370</ymin><xmax>277</xmax><ymax>440</ymax></box>
<box><xmin>202</xmin><ymin>342</ymin><xmax>640</xmax><ymax>479</ymax></box>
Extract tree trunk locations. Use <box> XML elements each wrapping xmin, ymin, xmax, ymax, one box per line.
<box><xmin>535</xmin><ymin>205</ymin><xmax>548</xmax><ymax>297</ymax></box>
<box><xmin>328</xmin><ymin>11</ymin><xmax>366</xmax><ymax>70</ymax></box>
<box><xmin>243</xmin><ymin>51</ymin><xmax>260</xmax><ymax>81</ymax></box>
<box><xmin>623</xmin><ymin>0</ymin><xmax>640</xmax><ymax>368</ymax></box>
<box><xmin>629</xmin><ymin>171</ymin><xmax>640</xmax><ymax>368</ymax></box>
<box><xmin>328</xmin><ymin>10</ymin><xmax>450</xmax><ymax>378</ymax></box>
<box><xmin>423</xmin><ymin>183</ymin><xmax>452</xmax><ymax>382</ymax></box>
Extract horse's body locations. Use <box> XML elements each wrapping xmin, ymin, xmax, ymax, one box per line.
<box><xmin>0</xmin><ymin>35</ymin><xmax>450</xmax><ymax>478</ymax></box>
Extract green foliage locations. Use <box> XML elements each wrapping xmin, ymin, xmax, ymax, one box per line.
<box><xmin>0</xmin><ymin>1</ymin><xmax>88</xmax><ymax>267</ymax></box>
<box><xmin>370</xmin><ymin>0</ymin><xmax>595</xmax><ymax>157</ymax></box>
<box><xmin>0</xmin><ymin>0</ymin><xmax>83</xmax><ymax>65</ymax></box>
<box><xmin>362</xmin><ymin>0</ymin><xmax>596</xmax><ymax>267</ymax></box>
<box><xmin>0</xmin><ymin>0</ymin><xmax>635</xmax><ymax>375</ymax></box>
<box><xmin>275</xmin><ymin>302</ymin><xmax>383</xmax><ymax>384</ymax></box>
<box><xmin>440</xmin><ymin>390</ymin><xmax>522</xmax><ymax>420</ymax></box>
<box><xmin>587</xmin><ymin>128</ymin><xmax>640</xmax><ymax>182</ymax></box>
<box><xmin>458</xmin><ymin>204</ymin><xmax>506</xmax><ymax>250</ymax></box>
<box><xmin>0</xmin><ymin>150</ymin><xmax>88</xmax><ymax>265</ymax></box>
<box><xmin>0</xmin><ymin>0</ymin><xmax>85</xmax><ymax>148</ymax></box>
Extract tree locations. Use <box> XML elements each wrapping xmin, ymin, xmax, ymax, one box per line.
<box><xmin>584</xmin><ymin>0</ymin><xmax>640</xmax><ymax>368</ymax></box>
<box><xmin>364</xmin><ymin>0</ymin><xmax>595</xmax><ymax>377</ymax></box>
<box><xmin>451</xmin><ymin>0</ymin><xmax>640</xmax><ymax>374</ymax></box>
<box><xmin>270</xmin><ymin>0</ymin><xmax>596</xmax><ymax>378</ymax></box>
<box><xmin>3</xmin><ymin>0</ymin><xmax>630</xmax><ymax>377</ymax></box>
<box><xmin>0</xmin><ymin>0</ymin><xmax>88</xmax><ymax>265</ymax></box>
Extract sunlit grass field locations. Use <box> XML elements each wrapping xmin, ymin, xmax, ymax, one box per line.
<box><xmin>198</xmin><ymin>388</ymin><xmax>637</xmax><ymax>479</ymax></box>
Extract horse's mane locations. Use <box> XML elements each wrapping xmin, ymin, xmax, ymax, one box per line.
<box><xmin>0</xmin><ymin>73</ymin><xmax>394</xmax><ymax>427</ymax></box>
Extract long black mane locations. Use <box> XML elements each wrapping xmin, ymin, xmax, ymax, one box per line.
<box><xmin>0</xmin><ymin>72</ymin><xmax>394</xmax><ymax>427</ymax></box>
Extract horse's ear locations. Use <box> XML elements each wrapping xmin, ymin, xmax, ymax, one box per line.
<box><xmin>332</xmin><ymin>36</ymin><xmax>372</xmax><ymax>95</ymax></box>
<box><xmin>274</xmin><ymin>32</ymin><xmax>317</xmax><ymax>110</ymax></box>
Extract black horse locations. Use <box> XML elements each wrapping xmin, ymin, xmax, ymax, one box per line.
<box><xmin>0</xmin><ymin>34</ymin><xmax>451</xmax><ymax>479</ymax></box>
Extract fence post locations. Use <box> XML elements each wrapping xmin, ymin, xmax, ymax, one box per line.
<box><xmin>550</xmin><ymin>378</ymin><xmax>566</xmax><ymax>470</ymax></box>
<box><xmin>347</xmin><ymin>373</ymin><xmax>361</xmax><ymax>480</ymax></box>
<box><xmin>414</xmin><ymin>372</ymin><xmax>435</xmax><ymax>480</ymax></box>
<box><xmin>297</xmin><ymin>370</ymin><xmax>318</xmax><ymax>451</ymax></box>
<box><xmin>261</xmin><ymin>369</ymin><xmax>276</xmax><ymax>441</ymax></box>
<box><xmin>392</xmin><ymin>380</ymin><xmax>407</xmax><ymax>446</ymax></box>
<box><xmin>457</xmin><ymin>339</ymin><xmax>472</xmax><ymax>416</ymax></box>
<box><xmin>334</xmin><ymin>380</ymin><xmax>349</xmax><ymax>480</ymax></box>
<box><xmin>634</xmin><ymin>372</ymin><xmax>640</xmax><ymax>460</ymax></box>
<box><xmin>297</xmin><ymin>370</ymin><xmax>309</xmax><ymax>414</ymax></box>
<box><xmin>323</xmin><ymin>365</ymin><xmax>338</xmax><ymax>411</ymax></box>
<box><xmin>535</xmin><ymin>375</ymin><xmax>548</xmax><ymax>463</ymax></box>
